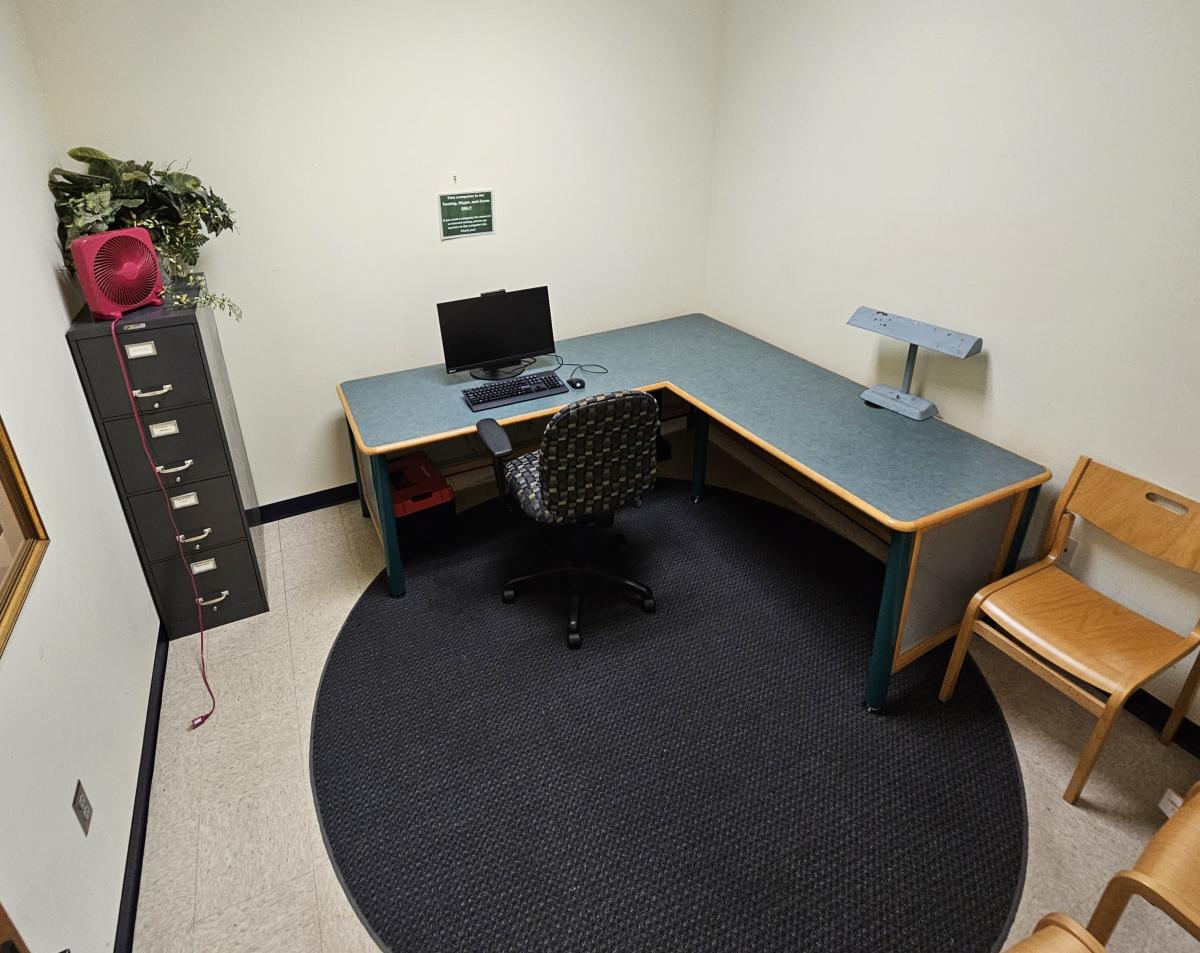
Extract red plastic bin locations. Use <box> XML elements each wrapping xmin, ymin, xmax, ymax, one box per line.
<box><xmin>388</xmin><ymin>451</ymin><xmax>455</xmax><ymax>517</ymax></box>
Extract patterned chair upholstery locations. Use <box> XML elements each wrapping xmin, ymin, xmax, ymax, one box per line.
<box><xmin>476</xmin><ymin>389</ymin><xmax>661</xmax><ymax>648</ymax></box>
<box><xmin>503</xmin><ymin>391</ymin><xmax>659</xmax><ymax>525</ymax></box>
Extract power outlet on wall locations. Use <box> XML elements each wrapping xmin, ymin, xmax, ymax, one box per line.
<box><xmin>71</xmin><ymin>780</ymin><xmax>92</xmax><ymax>835</ymax></box>
<box><xmin>1059</xmin><ymin>536</ymin><xmax>1083</xmax><ymax>570</ymax></box>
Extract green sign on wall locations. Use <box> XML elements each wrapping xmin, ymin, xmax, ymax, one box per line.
<box><xmin>439</xmin><ymin>191</ymin><xmax>494</xmax><ymax>239</ymax></box>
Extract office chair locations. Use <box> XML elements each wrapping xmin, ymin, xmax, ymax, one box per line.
<box><xmin>476</xmin><ymin>390</ymin><xmax>660</xmax><ymax>649</ymax></box>
<box><xmin>940</xmin><ymin>456</ymin><xmax>1200</xmax><ymax>804</ymax></box>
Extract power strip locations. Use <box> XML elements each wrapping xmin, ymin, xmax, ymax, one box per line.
<box><xmin>1159</xmin><ymin>788</ymin><xmax>1183</xmax><ymax>818</ymax></box>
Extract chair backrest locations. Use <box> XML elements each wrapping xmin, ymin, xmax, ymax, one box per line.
<box><xmin>538</xmin><ymin>390</ymin><xmax>659</xmax><ymax>523</ymax></box>
<box><xmin>1050</xmin><ymin>457</ymin><xmax>1200</xmax><ymax>574</ymax></box>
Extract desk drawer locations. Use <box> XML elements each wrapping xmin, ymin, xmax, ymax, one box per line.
<box><xmin>151</xmin><ymin>539</ymin><xmax>260</xmax><ymax>624</ymax></box>
<box><xmin>78</xmin><ymin>324</ymin><xmax>212</xmax><ymax>419</ymax></box>
<box><xmin>106</xmin><ymin>404</ymin><xmax>230</xmax><ymax>495</ymax></box>
<box><xmin>129</xmin><ymin>476</ymin><xmax>246</xmax><ymax>562</ymax></box>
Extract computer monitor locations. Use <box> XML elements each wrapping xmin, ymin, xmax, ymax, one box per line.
<box><xmin>437</xmin><ymin>286</ymin><xmax>556</xmax><ymax>380</ymax></box>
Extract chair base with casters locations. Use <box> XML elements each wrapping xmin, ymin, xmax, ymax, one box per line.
<box><xmin>476</xmin><ymin>391</ymin><xmax>662</xmax><ymax>650</ymax></box>
<box><xmin>501</xmin><ymin>520</ymin><xmax>656</xmax><ymax>649</ymax></box>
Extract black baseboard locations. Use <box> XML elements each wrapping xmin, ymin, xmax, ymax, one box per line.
<box><xmin>258</xmin><ymin>482</ymin><xmax>358</xmax><ymax>524</ymax></box>
<box><xmin>114</xmin><ymin>627</ymin><xmax>169</xmax><ymax>953</ymax></box>
<box><xmin>1127</xmin><ymin>688</ymin><xmax>1200</xmax><ymax>761</ymax></box>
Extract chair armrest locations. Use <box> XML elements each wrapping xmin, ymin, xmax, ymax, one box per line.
<box><xmin>476</xmin><ymin>418</ymin><xmax>513</xmax><ymax>459</ymax></box>
<box><xmin>476</xmin><ymin>418</ymin><xmax>513</xmax><ymax>499</ymax></box>
<box><xmin>1090</xmin><ymin>868</ymin><xmax>1200</xmax><ymax>944</ymax></box>
<box><xmin>1032</xmin><ymin>913</ymin><xmax>1106</xmax><ymax>953</ymax></box>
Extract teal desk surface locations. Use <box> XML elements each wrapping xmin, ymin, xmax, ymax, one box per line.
<box><xmin>339</xmin><ymin>314</ymin><xmax>1049</xmax><ymax>530</ymax></box>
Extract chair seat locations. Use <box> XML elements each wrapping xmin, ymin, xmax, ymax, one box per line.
<box><xmin>504</xmin><ymin>451</ymin><xmax>554</xmax><ymax>524</ymax></box>
<box><xmin>982</xmin><ymin>566</ymin><xmax>1186</xmax><ymax>694</ymax></box>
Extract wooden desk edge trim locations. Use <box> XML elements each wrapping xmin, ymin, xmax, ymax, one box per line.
<box><xmin>336</xmin><ymin>380</ymin><xmax>1052</xmax><ymax>533</ymax></box>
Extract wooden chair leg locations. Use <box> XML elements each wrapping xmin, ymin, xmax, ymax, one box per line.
<box><xmin>939</xmin><ymin>605</ymin><xmax>981</xmax><ymax>702</ymax></box>
<box><xmin>1162</xmin><ymin>651</ymin><xmax>1200</xmax><ymax>745</ymax></box>
<box><xmin>1087</xmin><ymin>873</ymin><xmax>1135</xmax><ymax>944</ymax></box>
<box><xmin>1064</xmin><ymin>696</ymin><xmax>1125</xmax><ymax>805</ymax></box>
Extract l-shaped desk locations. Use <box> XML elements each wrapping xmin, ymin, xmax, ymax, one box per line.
<box><xmin>338</xmin><ymin>313</ymin><xmax>1050</xmax><ymax>711</ymax></box>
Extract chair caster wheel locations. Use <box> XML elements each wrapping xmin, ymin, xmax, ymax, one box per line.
<box><xmin>642</xmin><ymin>597</ymin><xmax>656</xmax><ymax>613</ymax></box>
<box><xmin>567</xmin><ymin>632</ymin><xmax>582</xmax><ymax>650</ymax></box>
<box><xmin>502</xmin><ymin>588</ymin><xmax>516</xmax><ymax>604</ymax></box>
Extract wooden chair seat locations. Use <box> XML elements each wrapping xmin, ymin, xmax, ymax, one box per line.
<box><xmin>983</xmin><ymin>566</ymin><xmax>1189</xmax><ymax>694</ymax></box>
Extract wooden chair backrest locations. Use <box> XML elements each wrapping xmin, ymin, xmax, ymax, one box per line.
<box><xmin>1050</xmin><ymin>457</ymin><xmax>1200</xmax><ymax>574</ymax></box>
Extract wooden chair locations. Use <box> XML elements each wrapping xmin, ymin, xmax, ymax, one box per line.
<box><xmin>940</xmin><ymin>456</ymin><xmax>1200</xmax><ymax>804</ymax></box>
<box><xmin>1087</xmin><ymin>780</ymin><xmax>1200</xmax><ymax>943</ymax></box>
<box><xmin>1005</xmin><ymin>914</ymin><xmax>1106</xmax><ymax>952</ymax></box>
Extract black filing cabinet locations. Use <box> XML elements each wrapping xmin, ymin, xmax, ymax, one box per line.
<box><xmin>67</xmin><ymin>302</ymin><xmax>269</xmax><ymax>638</ymax></box>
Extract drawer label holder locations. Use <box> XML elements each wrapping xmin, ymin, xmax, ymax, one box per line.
<box><xmin>149</xmin><ymin>420</ymin><xmax>180</xmax><ymax>438</ymax></box>
<box><xmin>171</xmin><ymin>491</ymin><xmax>200</xmax><ymax>510</ymax></box>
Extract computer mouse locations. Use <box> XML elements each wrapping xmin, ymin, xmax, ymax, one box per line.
<box><xmin>567</xmin><ymin>378</ymin><xmax>586</xmax><ymax>389</ymax></box>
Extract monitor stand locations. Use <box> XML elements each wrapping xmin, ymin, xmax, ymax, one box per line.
<box><xmin>470</xmin><ymin>363</ymin><xmax>527</xmax><ymax>381</ymax></box>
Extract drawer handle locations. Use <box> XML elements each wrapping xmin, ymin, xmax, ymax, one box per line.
<box><xmin>132</xmin><ymin>384</ymin><xmax>173</xmax><ymax>398</ymax></box>
<box><xmin>177</xmin><ymin>527</ymin><xmax>213</xmax><ymax>544</ymax></box>
<box><xmin>196</xmin><ymin>590</ymin><xmax>229</xmax><ymax>607</ymax></box>
<box><xmin>156</xmin><ymin>459</ymin><xmax>193</xmax><ymax>475</ymax></box>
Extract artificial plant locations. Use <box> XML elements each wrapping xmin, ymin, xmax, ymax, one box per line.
<box><xmin>48</xmin><ymin>146</ymin><xmax>242</xmax><ymax>319</ymax></box>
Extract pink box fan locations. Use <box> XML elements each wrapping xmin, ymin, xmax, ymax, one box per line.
<box><xmin>70</xmin><ymin>226</ymin><xmax>164</xmax><ymax>320</ymax></box>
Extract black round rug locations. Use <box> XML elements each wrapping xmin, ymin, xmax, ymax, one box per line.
<box><xmin>311</xmin><ymin>482</ymin><xmax>1025</xmax><ymax>952</ymax></box>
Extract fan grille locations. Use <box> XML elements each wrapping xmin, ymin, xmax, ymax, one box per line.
<box><xmin>93</xmin><ymin>234</ymin><xmax>158</xmax><ymax>306</ymax></box>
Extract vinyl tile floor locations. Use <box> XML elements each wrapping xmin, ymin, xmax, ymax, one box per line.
<box><xmin>134</xmin><ymin>502</ymin><xmax>1200</xmax><ymax>952</ymax></box>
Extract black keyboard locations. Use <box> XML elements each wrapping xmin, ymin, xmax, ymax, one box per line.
<box><xmin>462</xmin><ymin>371</ymin><xmax>569</xmax><ymax>412</ymax></box>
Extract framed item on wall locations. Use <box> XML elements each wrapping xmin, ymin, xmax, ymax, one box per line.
<box><xmin>0</xmin><ymin>414</ymin><xmax>48</xmax><ymax>659</ymax></box>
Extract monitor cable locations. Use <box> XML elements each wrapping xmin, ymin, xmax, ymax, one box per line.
<box><xmin>551</xmin><ymin>354</ymin><xmax>609</xmax><ymax>387</ymax></box>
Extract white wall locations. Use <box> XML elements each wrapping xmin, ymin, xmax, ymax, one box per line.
<box><xmin>704</xmin><ymin>1</ymin><xmax>1200</xmax><ymax>713</ymax></box>
<box><xmin>0</xmin><ymin>2</ymin><xmax>161</xmax><ymax>950</ymax></box>
<box><xmin>18</xmin><ymin>0</ymin><xmax>725</xmax><ymax>505</ymax></box>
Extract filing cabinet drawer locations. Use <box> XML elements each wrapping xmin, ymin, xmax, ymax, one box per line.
<box><xmin>78</xmin><ymin>323</ymin><xmax>212</xmax><ymax>419</ymax></box>
<box><xmin>106</xmin><ymin>404</ymin><xmax>230</xmax><ymax>495</ymax></box>
<box><xmin>128</xmin><ymin>476</ymin><xmax>247</xmax><ymax>563</ymax></box>
<box><xmin>151</xmin><ymin>539</ymin><xmax>260</xmax><ymax>624</ymax></box>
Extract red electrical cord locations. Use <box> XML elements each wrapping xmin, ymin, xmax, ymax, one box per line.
<box><xmin>110</xmin><ymin>316</ymin><xmax>216</xmax><ymax>729</ymax></box>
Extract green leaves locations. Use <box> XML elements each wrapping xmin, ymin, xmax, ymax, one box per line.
<box><xmin>66</xmin><ymin>146</ymin><xmax>114</xmax><ymax>164</ymax></box>
<box><xmin>159</xmin><ymin>170</ymin><xmax>203</xmax><ymax>194</ymax></box>
<box><xmin>48</xmin><ymin>146</ymin><xmax>242</xmax><ymax>320</ymax></box>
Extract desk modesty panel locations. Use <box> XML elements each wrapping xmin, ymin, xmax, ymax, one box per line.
<box><xmin>339</xmin><ymin>314</ymin><xmax>1048</xmax><ymax>531</ymax></box>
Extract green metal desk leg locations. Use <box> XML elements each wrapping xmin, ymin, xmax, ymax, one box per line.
<box><xmin>347</xmin><ymin>422</ymin><xmax>369</xmax><ymax>518</ymax></box>
<box><xmin>864</xmin><ymin>531</ymin><xmax>916</xmax><ymax>713</ymax></box>
<box><xmin>369</xmin><ymin>453</ymin><xmax>405</xmax><ymax>597</ymax></box>
<box><xmin>1001</xmin><ymin>486</ymin><xmax>1041</xmax><ymax>577</ymax></box>
<box><xmin>691</xmin><ymin>412</ymin><xmax>709</xmax><ymax>503</ymax></box>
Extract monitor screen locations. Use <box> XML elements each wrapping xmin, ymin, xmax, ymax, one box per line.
<box><xmin>437</xmin><ymin>286</ymin><xmax>555</xmax><ymax>374</ymax></box>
